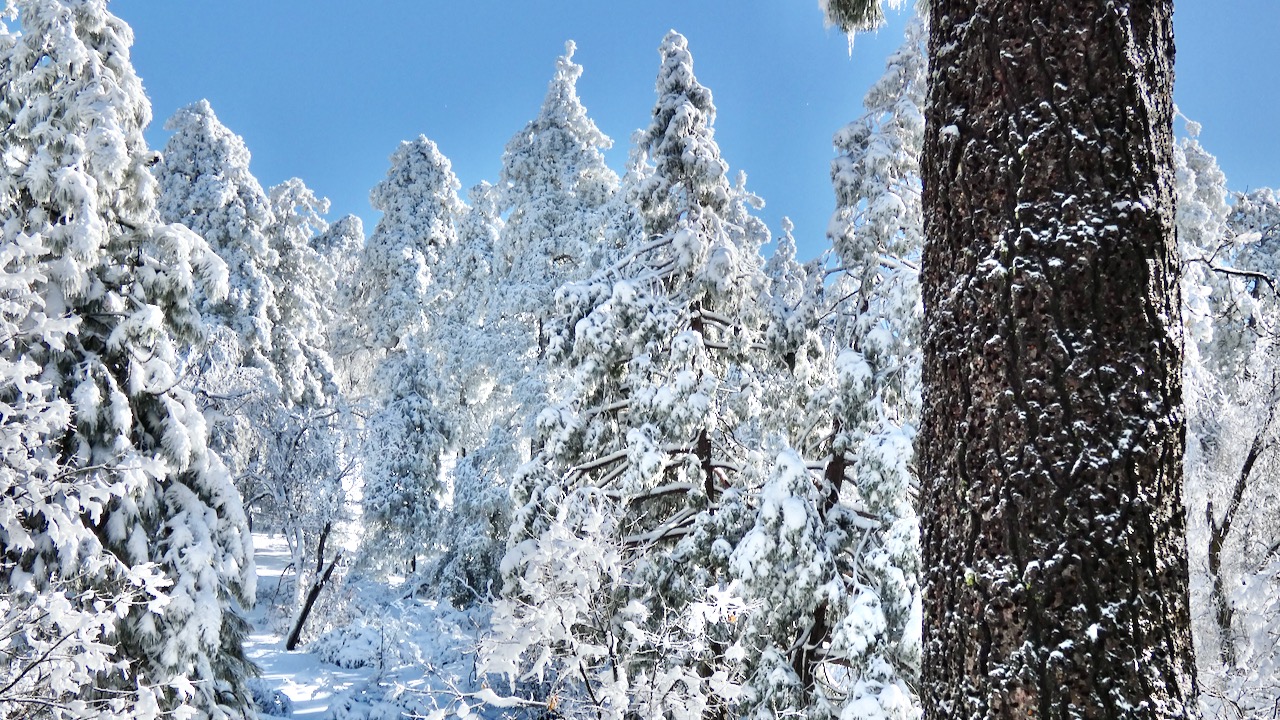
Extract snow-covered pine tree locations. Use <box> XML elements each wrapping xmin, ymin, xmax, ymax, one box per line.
<box><xmin>350</xmin><ymin>136</ymin><xmax>464</xmax><ymax>357</ymax></box>
<box><xmin>491</xmin><ymin>39</ymin><xmax>625</xmax><ymax>429</ymax></box>
<box><xmin>426</xmin><ymin>44</ymin><xmax>625</xmax><ymax>605</ymax></box>
<box><xmin>354</xmin><ymin>137</ymin><xmax>463</xmax><ymax>574</ymax></box>
<box><xmin>310</xmin><ymin>216</ymin><xmax>368</xmax><ymax>587</ymax></box>
<box><xmin>759</xmin><ymin>218</ymin><xmax>815</xmax><ymax>375</ymax></box>
<box><xmin>493</xmin><ymin>40</ymin><xmax>621</xmax><ymax>354</ymax></box>
<box><xmin>730</xmin><ymin>216</ymin><xmax>828</xmax><ymax>709</ymax></box>
<box><xmin>1</xmin><ymin>89</ymin><xmax>172</xmax><ymax>717</ymax></box>
<box><xmin>731</xmin><ymin>18</ymin><xmax>925</xmax><ymax>720</ymax></box>
<box><xmin>154</xmin><ymin>99</ymin><xmax>284</xmax><ymax>515</ymax></box>
<box><xmin>156</xmin><ymin>99</ymin><xmax>278</xmax><ymax>387</ymax></box>
<box><xmin>438</xmin><ymin>181</ymin><xmax>502</xmax><ymax>422</ymax></box>
<box><xmin>485</xmin><ymin>31</ymin><xmax>771</xmax><ymax>720</ymax></box>
<box><xmin>0</xmin><ymin>2</ymin><xmax>254</xmax><ymax>716</ymax></box>
<box><xmin>265</xmin><ymin>177</ymin><xmax>337</xmax><ymax>409</ymax></box>
<box><xmin>414</xmin><ymin>182</ymin><xmax>508</xmax><ymax>603</ymax></box>
<box><xmin>312</xmin><ymin>214</ymin><xmax>366</xmax><ymax>392</ymax></box>
<box><xmin>314</xmin><ymin>214</ymin><xmax>365</xmax><ymax>293</ymax></box>
<box><xmin>823</xmin><ymin>11</ymin><xmax>923</xmax><ymax>711</ymax></box>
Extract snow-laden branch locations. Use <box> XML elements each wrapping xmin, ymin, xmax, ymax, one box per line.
<box><xmin>1187</xmin><ymin>255</ymin><xmax>1280</xmax><ymax>299</ymax></box>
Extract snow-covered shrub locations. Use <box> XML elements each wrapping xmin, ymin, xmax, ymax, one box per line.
<box><xmin>310</xmin><ymin>617</ymin><xmax>402</xmax><ymax>670</ymax></box>
<box><xmin>248</xmin><ymin>677</ymin><xmax>295</xmax><ymax>717</ymax></box>
<box><xmin>315</xmin><ymin>599</ymin><xmax>505</xmax><ymax>720</ymax></box>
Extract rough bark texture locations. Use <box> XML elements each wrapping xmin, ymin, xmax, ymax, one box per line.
<box><xmin>918</xmin><ymin>1</ymin><xmax>1198</xmax><ymax>718</ymax></box>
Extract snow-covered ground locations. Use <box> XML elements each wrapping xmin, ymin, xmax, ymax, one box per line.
<box><xmin>245</xmin><ymin>534</ymin><xmax>507</xmax><ymax>720</ymax></box>
<box><xmin>245</xmin><ymin>535</ymin><xmax>379</xmax><ymax>718</ymax></box>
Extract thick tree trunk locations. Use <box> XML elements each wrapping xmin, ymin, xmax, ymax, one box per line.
<box><xmin>918</xmin><ymin>1</ymin><xmax>1197</xmax><ymax>718</ymax></box>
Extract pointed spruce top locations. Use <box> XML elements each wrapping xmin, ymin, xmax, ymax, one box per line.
<box><xmin>634</xmin><ymin>30</ymin><xmax>731</xmax><ymax>238</ymax></box>
<box><xmin>651</xmin><ymin>30</ymin><xmax>715</xmax><ymax>131</ymax></box>
<box><xmin>500</xmin><ymin>39</ymin><xmax>613</xmax><ymax>196</ymax></box>
<box><xmin>370</xmin><ymin>134</ymin><xmax>464</xmax><ymax>249</ymax></box>
<box><xmin>158</xmin><ymin>100</ymin><xmax>271</xmax><ymax>238</ymax></box>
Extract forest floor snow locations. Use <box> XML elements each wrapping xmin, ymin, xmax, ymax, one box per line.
<box><xmin>244</xmin><ymin>534</ymin><xmax>502</xmax><ymax>719</ymax></box>
<box><xmin>244</xmin><ymin>534</ymin><xmax>378</xmax><ymax>717</ymax></box>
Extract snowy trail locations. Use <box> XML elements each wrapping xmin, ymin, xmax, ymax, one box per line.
<box><xmin>245</xmin><ymin>534</ymin><xmax>376</xmax><ymax>718</ymax></box>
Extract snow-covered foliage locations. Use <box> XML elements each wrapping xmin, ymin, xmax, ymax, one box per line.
<box><xmin>0</xmin><ymin>1</ymin><xmax>254</xmax><ymax>716</ymax></box>
<box><xmin>353</xmin><ymin>137</ymin><xmax>464</xmax><ymax>575</ymax></box>
<box><xmin>1175</xmin><ymin>121</ymin><xmax>1280</xmax><ymax>719</ymax></box>
<box><xmin>819</xmin><ymin>0</ymin><xmax>908</xmax><ymax>34</ymax></box>
<box><xmin>0</xmin><ymin>203</ymin><xmax>175</xmax><ymax>715</ymax></box>
<box><xmin>488</xmin><ymin>39</ymin><xmax>625</xmax><ymax>423</ymax></box>
<box><xmin>156</xmin><ymin>99</ymin><xmax>279</xmax><ymax>387</ymax></box>
<box><xmin>730</xmin><ymin>17</ymin><xmax>926</xmax><ymax>720</ymax></box>
<box><xmin>484</xmin><ymin>30</ymin><xmax>774</xmax><ymax>720</ymax></box>
<box><xmin>422</xmin><ymin>43</ymin><xmax>627</xmax><ymax>605</ymax></box>
<box><xmin>1232</xmin><ymin>188</ymin><xmax>1280</xmax><ymax>307</ymax></box>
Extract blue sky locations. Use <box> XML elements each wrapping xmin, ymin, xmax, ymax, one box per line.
<box><xmin>113</xmin><ymin>1</ymin><xmax>1280</xmax><ymax>260</ymax></box>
